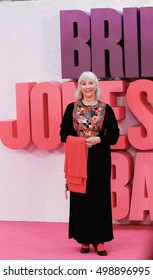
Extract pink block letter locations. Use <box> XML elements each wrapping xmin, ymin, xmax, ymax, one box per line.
<box><xmin>111</xmin><ymin>151</ymin><xmax>134</xmax><ymax>220</ymax></box>
<box><xmin>0</xmin><ymin>83</ymin><xmax>35</xmax><ymax>149</ymax></box>
<box><xmin>126</xmin><ymin>79</ymin><xmax>153</xmax><ymax>150</ymax></box>
<box><xmin>129</xmin><ymin>152</ymin><xmax>153</xmax><ymax>221</ymax></box>
<box><xmin>30</xmin><ymin>82</ymin><xmax>62</xmax><ymax>150</ymax></box>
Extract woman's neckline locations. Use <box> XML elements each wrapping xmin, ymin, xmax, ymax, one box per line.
<box><xmin>81</xmin><ymin>100</ymin><xmax>99</xmax><ymax>107</ymax></box>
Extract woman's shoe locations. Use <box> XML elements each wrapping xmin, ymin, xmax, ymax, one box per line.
<box><xmin>80</xmin><ymin>244</ymin><xmax>90</xmax><ymax>253</ymax></box>
<box><xmin>93</xmin><ymin>243</ymin><xmax>107</xmax><ymax>256</ymax></box>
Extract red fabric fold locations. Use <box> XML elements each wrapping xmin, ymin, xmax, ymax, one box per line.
<box><xmin>64</xmin><ymin>136</ymin><xmax>88</xmax><ymax>193</ymax></box>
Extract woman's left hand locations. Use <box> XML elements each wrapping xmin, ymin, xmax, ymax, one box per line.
<box><xmin>85</xmin><ymin>136</ymin><xmax>101</xmax><ymax>148</ymax></box>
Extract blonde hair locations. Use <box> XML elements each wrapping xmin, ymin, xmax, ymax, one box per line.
<box><xmin>75</xmin><ymin>71</ymin><xmax>101</xmax><ymax>100</ymax></box>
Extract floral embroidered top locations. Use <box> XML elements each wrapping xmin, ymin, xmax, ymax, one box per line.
<box><xmin>73</xmin><ymin>101</ymin><xmax>106</xmax><ymax>138</ymax></box>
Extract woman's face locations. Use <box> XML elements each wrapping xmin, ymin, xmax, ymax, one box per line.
<box><xmin>80</xmin><ymin>78</ymin><xmax>97</xmax><ymax>99</ymax></box>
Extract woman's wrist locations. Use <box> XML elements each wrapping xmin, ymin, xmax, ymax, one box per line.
<box><xmin>97</xmin><ymin>136</ymin><xmax>101</xmax><ymax>143</ymax></box>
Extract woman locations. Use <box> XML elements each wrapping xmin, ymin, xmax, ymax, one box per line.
<box><xmin>60</xmin><ymin>71</ymin><xmax>119</xmax><ymax>256</ymax></box>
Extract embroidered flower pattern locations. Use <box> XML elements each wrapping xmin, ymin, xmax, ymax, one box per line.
<box><xmin>73</xmin><ymin>101</ymin><xmax>106</xmax><ymax>138</ymax></box>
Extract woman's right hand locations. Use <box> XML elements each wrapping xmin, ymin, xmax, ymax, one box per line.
<box><xmin>85</xmin><ymin>136</ymin><xmax>101</xmax><ymax>148</ymax></box>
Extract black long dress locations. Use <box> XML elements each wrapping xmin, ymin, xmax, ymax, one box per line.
<box><xmin>60</xmin><ymin>101</ymin><xmax>119</xmax><ymax>244</ymax></box>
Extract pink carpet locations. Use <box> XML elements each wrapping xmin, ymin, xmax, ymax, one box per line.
<box><xmin>0</xmin><ymin>221</ymin><xmax>153</xmax><ymax>260</ymax></box>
